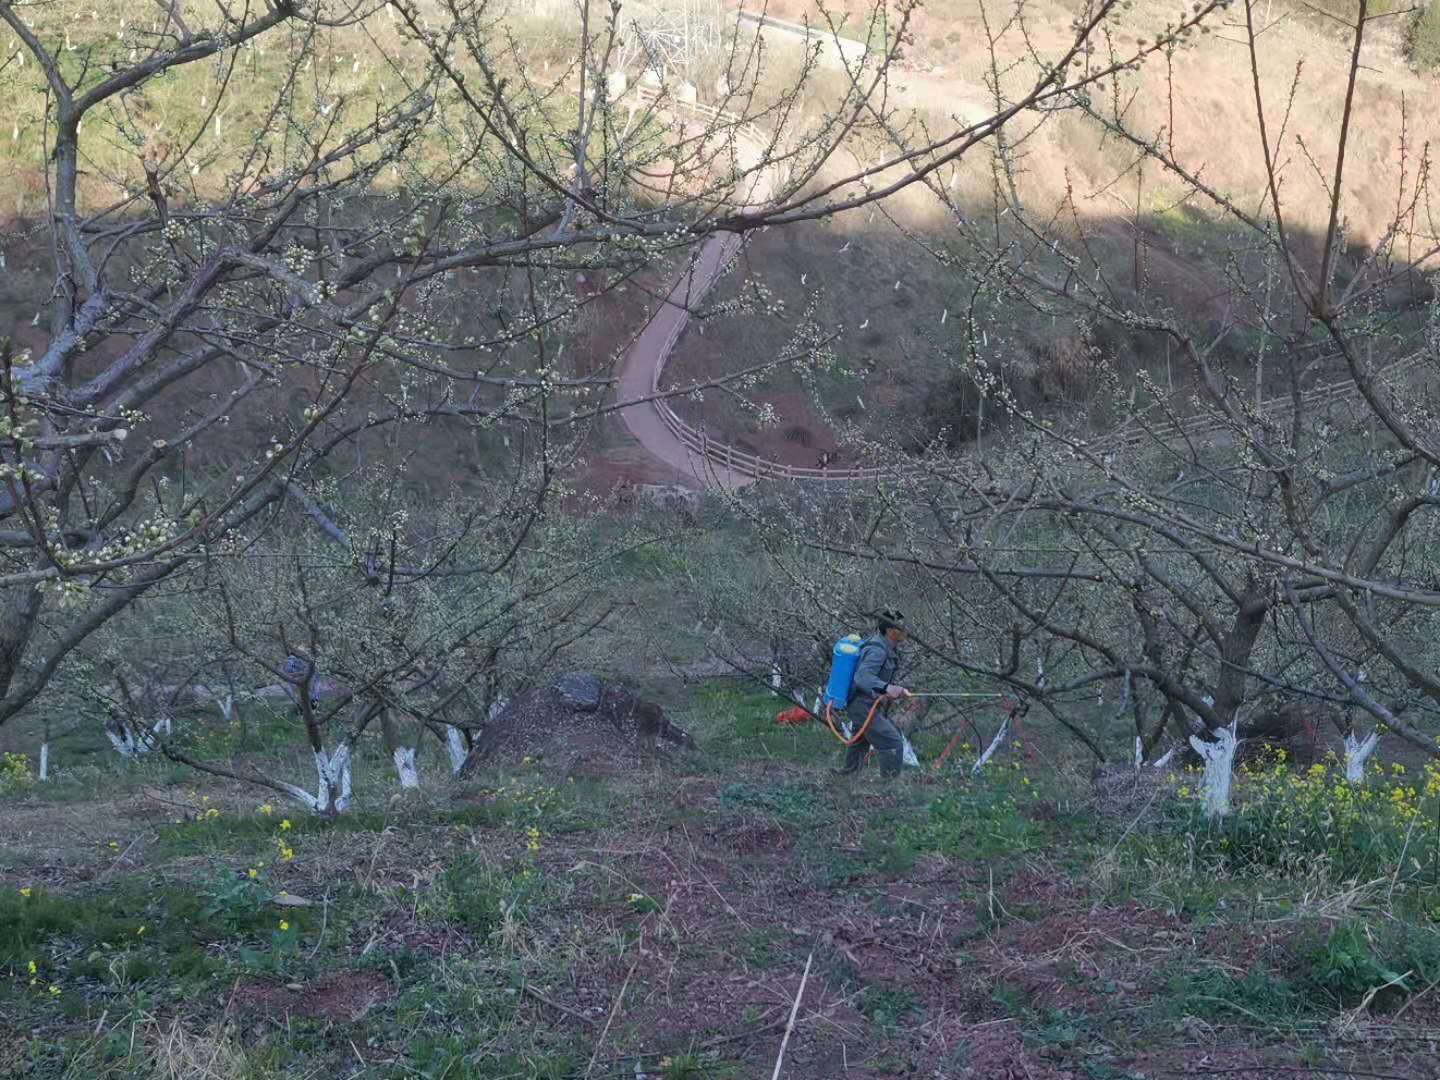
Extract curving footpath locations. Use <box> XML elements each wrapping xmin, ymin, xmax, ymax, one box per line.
<box><xmin>615</xmin><ymin>225</ymin><xmax>757</xmax><ymax>491</ymax></box>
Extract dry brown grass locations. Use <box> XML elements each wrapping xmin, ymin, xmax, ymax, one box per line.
<box><xmin>146</xmin><ymin>1018</ymin><xmax>250</xmax><ymax>1080</ymax></box>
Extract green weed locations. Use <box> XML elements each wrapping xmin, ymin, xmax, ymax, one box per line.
<box><xmin>717</xmin><ymin>781</ymin><xmax>825</xmax><ymax>827</ymax></box>
<box><xmin>858</xmin><ymin>984</ymin><xmax>923</xmax><ymax>1030</ymax></box>
<box><xmin>1298</xmin><ymin>919</ymin><xmax>1440</xmax><ymax>1009</ymax></box>
<box><xmin>0</xmin><ymin>751</ymin><xmax>36</xmax><ymax>793</ymax></box>
<box><xmin>1165</xmin><ymin>963</ymin><xmax>1305</xmax><ymax>1026</ymax></box>
<box><xmin>404</xmin><ymin>1035</ymin><xmax>578</xmax><ymax>1079</ymax></box>
<box><xmin>738</xmin><ymin>927</ymin><xmax>791</xmax><ymax>969</ymax></box>
<box><xmin>439</xmin><ymin>855</ymin><xmax>542</xmax><ymax>938</ymax></box>
<box><xmin>895</xmin><ymin>779</ymin><xmax>1049</xmax><ymax>860</ymax></box>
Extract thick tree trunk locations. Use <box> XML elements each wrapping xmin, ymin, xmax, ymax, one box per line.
<box><xmin>444</xmin><ymin>725</ymin><xmax>468</xmax><ymax>775</ymax></box>
<box><xmin>105</xmin><ymin>715</ymin><xmax>152</xmax><ymax>758</ymax></box>
<box><xmin>392</xmin><ymin>747</ymin><xmax>419</xmax><ymax>789</ymax></box>
<box><xmin>1189</xmin><ymin>721</ymin><xmax>1239</xmax><ymax>818</ymax></box>
<box><xmin>1343</xmin><ymin>730</ymin><xmax>1380</xmax><ymax>782</ymax></box>
<box><xmin>1213</xmin><ymin>586</ymin><xmax>1268</xmax><ymax>728</ymax></box>
<box><xmin>0</xmin><ymin>587</ymin><xmax>42</xmax><ymax>732</ymax></box>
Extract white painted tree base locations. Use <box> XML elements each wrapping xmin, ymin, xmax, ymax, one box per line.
<box><xmin>106</xmin><ymin>723</ymin><xmax>151</xmax><ymax>758</ymax></box>
<box><xmin>1188</xmin><ymin>722</ymin><xmax>1239</xmax><ymax>818</ymax></box>
<box><xmin>972</xmin><ymin>715</ymin><xmax>1011</xmax><ymax>778</ymax></box>
<box><xmin>38</xmin><ymin>742</ymin><xmax>48</xmax><ymax>781</ymax></box>
<box><xmin>445</xmin><ymin>726</ymin><xmax>468</xmax><ymax>775</ymax></box>
<box><xmin>393</xmin><ymin>747</ymin><xmax>419</xmax><ymax>790</ymax></box>
<box><xmin>273</xmin><ymin>745</ymin><xmax>353</xmax><ymax>814</ymax></box>
<box><xmin>1343</xmin><ymin>730</ymin><xmax>1380</xmax><ymax>783</ymax></box>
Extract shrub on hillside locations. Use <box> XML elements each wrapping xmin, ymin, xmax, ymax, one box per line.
<box><xmin>1167</xmin><ymin>754</ymin><xmax>1440</xmax><ymax>884</ymax></box>
<box><xmin>1410</xmin><ymin>1</ymin><xmax>1440</xmax><ymax>70</ymax></box>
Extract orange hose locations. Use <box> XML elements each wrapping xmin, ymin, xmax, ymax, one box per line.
<box><xmin>820</xmin><ymin>697</ymin><xmax>886</xmax><ymax>747</ymax></box>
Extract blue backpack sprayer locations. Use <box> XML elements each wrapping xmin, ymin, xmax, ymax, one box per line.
<box><xmin>814</xmin><ymin>633</ymin><xmax>1004</xmax><ymax>763</ymax></box>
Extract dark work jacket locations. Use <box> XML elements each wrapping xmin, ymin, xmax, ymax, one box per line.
<box><xmin>849</xmin><ymin>635</ymin><xmax>897</xmax><ymax>710</ymax></box>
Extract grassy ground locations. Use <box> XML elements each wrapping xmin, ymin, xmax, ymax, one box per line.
<box><xmin>3</xmin><ymin>685</ymin><xmax>1440</xmax><ymax>1079</ymax></box>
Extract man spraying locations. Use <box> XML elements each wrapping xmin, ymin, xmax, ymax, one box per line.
<box><xmin>835</xmin><ymin>611</ymin><xmax>915</xmax><ymax>778</ymax></box>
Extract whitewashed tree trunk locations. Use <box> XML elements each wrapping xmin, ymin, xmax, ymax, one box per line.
<box><xmin>1188</xmin><ymin>721</ymin><xmax>1239</xmax><ymax>818</ymax></box>
<box><xmin>105</xmin><ymin>718</ymin><xmax>151</xmax><ymax>758</ymax></box>
<box><xmin>444</xmin><ymin>725</ymin><xmax>468</xmax><ymax>775</ymax></box>
<box><xmin>154</xmin><ymin>715</ymin><xmax>172</xmax><ymax>736</ymax></box>
<box><xmin>1152</xmin><ymin>746</ymin><xmax>1177</xmax><ymax>768</ymax></box>
<box><xmin>37</xmin><ymin>741</ymin><xmax>48</xmax><ymax>781</ymax></box>
<box><xmin>272</xmin><ymin>744</ymin><xmax>353</xmax><ymax>814</ymax></box>
<box><xmin>1343</xmin><ymin>730</ymin><xmax>1380</xmax><ymax>783</ymax></box>
<box><xmin>317</xmin><ymin>744</ymin><xmax>352</xmax><ymax>812</ymax></box>
<box><xmin>392</xmin><ymin>747</ymin><xmax>419</xmax><ymax>789</ymax></box>
<box><xmin>972</xmin><ymin>714</ymin><xmax>1012</xmax><ymax>777</ymax></box>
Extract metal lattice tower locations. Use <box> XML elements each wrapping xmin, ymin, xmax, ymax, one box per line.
<box><xmin>629</xmin><ymin>0</ymin><xmax>723</xmax><ymax>84</ymax></box>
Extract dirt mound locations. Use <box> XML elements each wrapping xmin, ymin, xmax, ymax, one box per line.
<box><xmin>460</xmin><ymin>681</ymin><xmax>695</xmax><ymax>776</ymax></box>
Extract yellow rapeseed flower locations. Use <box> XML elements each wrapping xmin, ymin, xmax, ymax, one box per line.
<box><xmin>248</xmin><ymin>868</ymin><xmax>259</xmax><ymax>879</ymax></box>
<box><xmin>47</xmin><ymin>985</ymin><xmax>59</xmax><ymax>997</ymax></box>
<box><xmin>27</xmin><ymin>960</ymin><xmax>36</xmax><ymax>975</ymax></box>
<box><xmin>258</xmin><ymin>803</ymin><xmax>274</xmax><ymax>816</ymax></box>
<box><xmin>19</xmin><ymin>887</ymin><xmax>31</xmax><ymax>898</ymax></box>
<box><xmin>278</xmin><ymin>920</ymin><xmax>289</xmax><ymax>931</ymax></box>
<box><xmin>279</xmin><ymin>819</ymin><xmax>292</xmax><ymax>831</ymax></box>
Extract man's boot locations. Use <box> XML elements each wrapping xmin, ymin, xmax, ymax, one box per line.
<box><xmin>833</xmin><ymin>743</ymin><xmax>866</xmax><ymax>775</ymax></box>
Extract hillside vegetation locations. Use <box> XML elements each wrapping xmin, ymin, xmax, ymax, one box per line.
<box><xmin>665</xmin><ymin>0</ymin><xmax>1440</xmax><ymax>454</ymax></box>
<box><xmin>6</xmin><ymin>1</ymin><xmax>1440</xmax><ymax>1077</ymax></box>
<box><xmin>4</xmin><ymin>681</ymin><xmax>1440</xmax><ymax>1079</ymax></box>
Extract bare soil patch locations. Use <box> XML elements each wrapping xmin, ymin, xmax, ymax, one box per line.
<box><xmin>231</xmin><ymin>970</ymin><xmax>394</xmax><ymax>1023</ymax></box>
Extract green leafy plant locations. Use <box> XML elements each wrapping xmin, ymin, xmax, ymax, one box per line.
<box><xmin>1303</xmin><ymin>922</ymin><xmax>1409</xmax><ymax>1007</ymax></box>
<box><xmin>0</xmin><ymin>752</ymin><xmax>34</xmax><ymax>793</ymax></box>
<box><xmin>441</xmin><ymin>856</ymin><xmax>539</xmax><ymax>937</ymax></box>
<box><xmin>858</xmin><ymin>984</ymin><xmax>923</xmax><ymax>1030</ymax></box>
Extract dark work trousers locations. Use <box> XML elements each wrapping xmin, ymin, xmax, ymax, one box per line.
<box><xmin>840</xmin><ymin>697</ymin><xmax>905</xmax><ymax>777</ymax></box>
